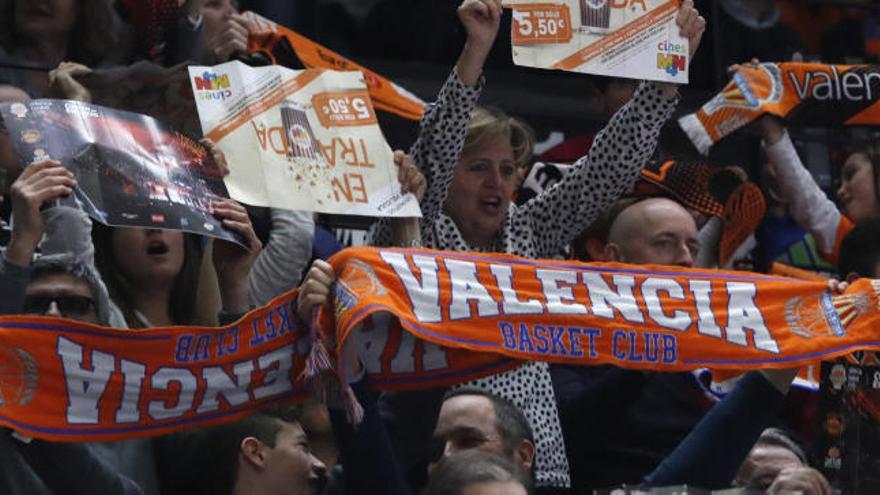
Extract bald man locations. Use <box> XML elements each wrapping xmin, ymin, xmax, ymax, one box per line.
<box><xmin>604</xmin><ymin>197</ymin><xmax>700</xmax><ymax>268</ymax></box>
<box><xmin>553</xmin><ymin>196</ymin><xmax>714</xmax><ymax>492</ymax></box>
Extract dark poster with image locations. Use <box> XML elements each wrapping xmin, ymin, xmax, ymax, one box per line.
<box><xmin>815</xmin><ymin>357</ymin><xmax>880</xmax><ymax>494</ymax></box>
<box><xmin>0</xmin><ymin>99</ymin><xmax>244</xmax><ymax>246</ymax></box>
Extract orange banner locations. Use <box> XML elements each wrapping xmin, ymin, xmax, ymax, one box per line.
<box><xmin>679</xmin><ymin>62</ymin><xmax>880</xmax><ymax>154</ymax></box>
<box><xmin>326</xmin><ymin>248</ymin><xmax>880</xmax><ymax>375</ymax></box>
<box><xmin>243</xmin><ymin>12</ymin><xmax>425</xmax><ymax>121</ymax></box>
<box><xmin>4</xmin><ymin>247</ymin><xmax>880</xmax><ymax>441</ymax></box>
<box><xmin>0</xmin><ymin>292</ymin><xmax>308</xmax><ymax>441</ymax></box>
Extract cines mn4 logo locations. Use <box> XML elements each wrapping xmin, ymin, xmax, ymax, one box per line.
<box><xmin>193</xmin><ymin>71</ymin><xmax>233</xmax><ymax>101</ymax></box>
<box><xmin>657</xmin><ymin>40</ymin><xmax>687</xmax><ymax>77</ymax></box>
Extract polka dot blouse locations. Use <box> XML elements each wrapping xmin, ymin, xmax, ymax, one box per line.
<box><xmin>373</xmin><ymin>68</ymin><xmax>678</xmax><ymax>488</ymax></box>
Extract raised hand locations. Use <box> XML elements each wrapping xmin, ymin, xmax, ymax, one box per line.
<box><xmin>677</xmin><ymin>0</ymin><xmax>706</xmax><ymax>61</ymax></box>
<box><xmin>459</xmin><ymin>0</ymin><xmax>503</xmax><ymax>52</ymax></box>
<box><xmin>211</xmin><ymin>199</ymin><xmax>262</xmax><ymax>313</ymax></box>
<box><xmin>456</xmin><ymin>0</ymin><xmax>504</xmax><ymax>86</ymax></box>
<box><xmin>7</xmin><ymin>161</ymin><xmax>76</xmax><ymax>266</ymax></box>
<box><xmin>657</xmin><ymin>0</ymin><xmax>706</xmax><ymax>95</ymax></box>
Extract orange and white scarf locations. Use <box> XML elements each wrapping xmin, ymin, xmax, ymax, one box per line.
<box><xmin>2</xmin><ymin>247</ymin><xmax>880</xmax><ymax>441</ymax></box>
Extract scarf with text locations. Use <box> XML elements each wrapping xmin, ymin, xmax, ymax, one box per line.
<box><xmin>679</xmin><ymin>62</ymin><xmax>880</xmax><ymax>154</ymax></box>
<box><xmin>2</xmin><ymin>247</ymin><xmax>880</xmax><ymax>441</ymax></box>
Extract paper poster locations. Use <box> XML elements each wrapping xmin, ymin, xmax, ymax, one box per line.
<box><xmin>0</xmin><ymin>100</ymin><xmax>244</xmax><ymax>245</ymax></box>
<box><xmin>188</xmin><ymin>61</ymin><xmax>422</xmax><ymax>218</ymax></box>
<box><xmin>506</xmin><ymin>0</ymin><xmax>689</xmax><ymax>83</ymax></box>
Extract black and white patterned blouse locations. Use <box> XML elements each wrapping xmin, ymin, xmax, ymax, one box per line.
<box><xmin>373</xmin><ymin>68</ymin><xmax>678</xmax><ymax>487</ymax></box>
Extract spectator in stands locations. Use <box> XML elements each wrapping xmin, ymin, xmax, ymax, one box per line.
<box><xmin>838</xmin><ymin>217</ymin><xmax>880</xmax><ymax>280</ymax></box>
<box><xmin>430</xmin><ymin>388</ymin><xmax>535</xmax><ymax>475</ymax></box>
<box><xmin>0</xmin><ymin>162</ymin><xmax>146</xmax><ymax>494</ymax></box>
<box><xmin>122</xmin><ymin>0</ymin><xmax>253</xmax><ymax>66</ymax></box>
<box><xmin>83</xmin><ymin>135</ymin><xmax>260</xmax><ymax>329</ymax></box>
<box><xmin>92</xmin><ymin>224</ymin><xmax>212</xmax><ymax>327</ymax></box>
<box><xmin>423</xmin><ymin>450</ymin><xmax>532</xmax><ymax>495</ymax></box>
<box><xmin>297</xmin><ymin>255</ymin><xmax>807</xmax><ymax>493</ymax></box>
<box><xmin>757</xmin><ymin>114</ymin><xmax>880</xmax><ymax>267</ymax></box>
<box><xmin>0</xmin><ymin>0</ymin><xmax>128</xmax><ymax>96</ymax></box>
<box><xmin>734</xmin><ymin>428</ymin><xmax>831</xmax><ymax>494</ymax></box>
<box><xmin>371</xmin><ymin>0</ymin><xmax>706</xmax><ymax>488</ymax></box>
<box><xmin>603</xmin><ymin>197</ymin><xmax>700</xmax><ymax>268</ymax></box>
<box><xmin>167</xmin><ymin>406</ymin><xmax>327</xmax><ymax>495</ymax></box>
<box><xmin>554</xmin><ymin>196</ymin><xmax>707</xmax><ymax>491</ymax></box>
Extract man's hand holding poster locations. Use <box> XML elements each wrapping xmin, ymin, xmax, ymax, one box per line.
<box><xmin>0</xmin><ymin>100</ymin><xmax>244</xmax><ymax>245</ymax></box>
<box><xmin>506</xmin><ymin>0</ymin><xmax>689</xmax><ymax>83</ymax></box>
<box><xmin>188</xmin><ymin>61</ymin><xmax>422</xmax><ymax>218</ymax></box>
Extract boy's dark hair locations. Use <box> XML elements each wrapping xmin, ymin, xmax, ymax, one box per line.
<box><xmin>838</xmin><ymin>217</ymin><xmax>880</xmax><ymax>279</ymax></box>
<box><xmin>443</xmin><ymin>387</ymin><xmax>534</xmax><ymax>455</ymax></box>
<box><xmin>423</xmin><ymin>450</ymin><xmax>533</xmax><ymax>495</ymax></box>
<box><xmin>158</xmin><ymin>405</ymin><xmax>304</xmax><ymax>495</ymax></box>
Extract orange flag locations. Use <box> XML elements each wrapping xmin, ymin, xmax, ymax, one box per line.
<box><xmin>326</xmin><ymin>248</ymin><xmax>880</xmax><ymax>375</ymax></box>
<box><xmin>4</xmin><ymin>247</ymin><xmax>880</xmax><ymax>441</ymax></box>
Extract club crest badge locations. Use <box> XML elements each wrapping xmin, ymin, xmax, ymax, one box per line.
<box><xmin>0</xmin><ymin>346</ymin><xmax>38</xmax><ymax>409</ymax></box>
<box><xmin>785</xmin><ymin>291</ymin><xmax>872</xmax><ymax>339</ymax></box>
<box><xmin>334</xmin><ymin>260</ymin><xmax>387</xmax><ymax>319</ymax></box>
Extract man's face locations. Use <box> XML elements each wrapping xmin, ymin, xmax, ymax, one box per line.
<box><xmin>735</xmin><ymin>444</ymin><xmax>803</xmax><ymax>490</ymax></box>
<box><xmin>24</xmin><ymin>272</ymin><xmax>98</xmax><ymax>324</ymax></box>
<box><xmin>606</xmin><ymin>199</ymin><xmax>699</xmax><ymax>268</ymax></box>
<box><xmin>432</xmin><ymin>395</ymin><xmax>507</xmax><ymax>468</ymax></box>
<box><xmin>261</xmin><ymin>421</ymin><xmax>327</xmax><ymax>495</ymax></box>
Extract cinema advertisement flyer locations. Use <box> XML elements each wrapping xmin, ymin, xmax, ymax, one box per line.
<box><xmin>506</xmin><ymin>0</ymin><xmax>689</xmax><ymax>83</ymax></box>
<box><xmin>188</xmin><ymin>61</ymin><xmax>422</xmax><ymax>218</ymax></box>
<box><xmin>0</xmin><ymin>100</ymin><xmax>244</xmax><ymax>245</ymax></box>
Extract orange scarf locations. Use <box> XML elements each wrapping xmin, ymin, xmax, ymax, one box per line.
<box><xmin>3</xmin><ymin>247</ymin><xmax>880</xmax><ymax>441</ymax></box>
<box><xmin>680</xmin><ymin>63</ymin><xmax>880</xmax><ymax>154</ymax></box>
<box><xmin>243</xmin><ymin>12</ymin><xmax>425</xmax><ymax>121</ymax></box>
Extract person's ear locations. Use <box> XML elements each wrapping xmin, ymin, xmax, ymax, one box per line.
<box><xmin>240</xmin><ymin>436</ymin><xmax>268</xmax><ymax>469</ymax></box>
<box><xmin>513</xmin><ymin>439</ymin><xmax>536</xmax><ymax>471</ymax></box>
<box><xmin>604</xmin><ymin>242</ymin><xmax>623</xmax><ymax>262</ymax></box>
<box><xmin>846</xmin><ymin>272</ymin><xmax>861</xmax><ymax>284</ymax></box>
<box><xmin>585</xmin><ymin>239</ymin><xmax>607</xmax><ymax>262</ymax></box>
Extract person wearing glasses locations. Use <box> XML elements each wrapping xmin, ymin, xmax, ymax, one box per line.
<box><xmin>0</xmin><ymin>163</ymin><xmax>145</xmax><ymax>493</ymax></box>
<box><xmin>19</xmin><ymin>253</ymin><xmax>101</xmax><ymax>322</ymax></box>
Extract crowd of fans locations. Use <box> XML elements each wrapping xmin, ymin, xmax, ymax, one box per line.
<box><xmin>1</xmin><ymin>0</ymin><xmax>879</xmax><ymax>494</ymax></box>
